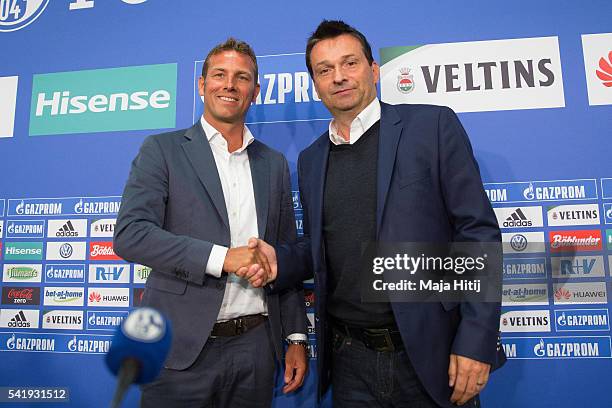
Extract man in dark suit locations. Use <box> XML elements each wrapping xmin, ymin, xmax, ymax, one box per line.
<box><xmin>245</xmin><ymin>21</ymin><xmax>505</xmax><ymax>407</ymax></box>
<box><xmin>114</xmin><ymin>38</ymin><xmax>308</xmax><ymax>408</ymax></box>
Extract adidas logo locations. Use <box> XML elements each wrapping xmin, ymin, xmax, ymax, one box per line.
<box><xmin>56</xmin><ymin>220</ymin><xmax>79</xmax><ymax>237</ymax></box>
<box><xmin>8</xmin><ymin>311</ymin><xmax>31</xmax><ymax>328</ymax></box>
<box><xmin>503</xmin><ymin>208</ymin><xmax>533</xmax><ymax>228</ymax></box>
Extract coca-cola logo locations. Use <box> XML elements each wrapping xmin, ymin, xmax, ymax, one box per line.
<box><xmin>2</xmin><ymin>287</ymin><xmax>41</xmax><ymax>305</ymax></box>
<box><xmin>9</xmin><ymin>288</ymin><xmax>33</xmax><ymax>300</ymax></box>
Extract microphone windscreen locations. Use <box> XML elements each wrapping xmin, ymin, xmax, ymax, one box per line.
<box><xmin>105</xmin><ymin>307</ymin><xmax>172</xmax><ymax>384</ymax></box>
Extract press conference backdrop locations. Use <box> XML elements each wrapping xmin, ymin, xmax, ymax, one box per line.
<box><xmin>0</xmin><ymin>1</ymin><xmax>611</xmax><ymax>407</ymax></box>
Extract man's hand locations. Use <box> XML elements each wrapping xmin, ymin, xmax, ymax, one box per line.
<box><xmin>283</xmin><ymin>344</ymin><xmax>308</xmax><ymax>393</ymax></box>
<box><xmin>235</xmin><ymin>238</ymin><xmax>277</xmax><ymax>287</ymax></box>
<box><xmin>222</xmin><ymin>245</ymin><xmax>270</xmax><ymax>282</ymax></box>
<box><xmin>448</xmin><ymin>354</ymin><xmax>490</xmax><ymax>405</ymax></box>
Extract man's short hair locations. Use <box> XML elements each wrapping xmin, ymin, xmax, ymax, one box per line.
<box><xmin>201</xmin><ymin>37</ymin><xmax>258</xmax><ymax>82</ymax></box>
<box><xmin>305</xmin><ymin>20</ymin><xmax>374</xmax><ymax>77</ymax></box>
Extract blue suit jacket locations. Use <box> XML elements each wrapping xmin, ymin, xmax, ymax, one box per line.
<box><xmin>274</xmin><ymin>103</ymin><xmax>506</xmax><ymax>407</ymax></box>
<box><xmin>114</xmin><ymin>123</ymin><xmax>307</xmax><ymax>370</ymax></box>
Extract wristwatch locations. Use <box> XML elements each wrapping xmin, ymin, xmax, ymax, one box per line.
<box><xmin>287</xmin><ymin>339</ymin><xmax>311</xmax><ymax>357</ymax></box>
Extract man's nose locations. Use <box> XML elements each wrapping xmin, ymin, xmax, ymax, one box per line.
<box><xmin>332</xmin><ymin>66</ymin><xmax>347</xmax><ymax>84</ymax></box>
<box><xmin>224</xmin><ymin>75</ymin><xmax>237</xmax><ymax>90</ymax></box>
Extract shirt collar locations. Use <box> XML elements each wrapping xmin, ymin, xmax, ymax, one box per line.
<box><xmin>328</xmin><ymin>98</ymin><xmax>381</xmax><ymax>145</ymax></box>
<box><xmin>200</xmin><ymin>115</ymin><xmax>254</xmax><ymax>153</ymax></box>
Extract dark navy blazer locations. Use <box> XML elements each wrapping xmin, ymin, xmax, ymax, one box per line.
<box><xmin>114</xmin><ymin>123</ymin><xmax>307</xmax><ymax>370</ymax></box>
<box><xmin>274</xmin><ymin>103</ymin><xmax>506</xmax><ymax>407</ymax></box>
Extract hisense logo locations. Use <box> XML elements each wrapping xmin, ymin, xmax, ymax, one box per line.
<box><xmin>29</xmin><ymin>63</ymin><xmax>177</xmax><ymax>136</ymax></box>
<box><xmin>34</xmin><ymin>90</ymin><xmax>170</xmax><ymax>116</ymax></box>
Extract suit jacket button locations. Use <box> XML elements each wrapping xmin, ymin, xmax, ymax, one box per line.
<box><xmin>216</xmin><ymin>282</ymin><xmax>224</xmax><ymax>290</ymax></box>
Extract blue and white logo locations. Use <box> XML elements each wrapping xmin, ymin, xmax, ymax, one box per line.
<box><xmin>555</xmin><ymin>309</ymin><xmax>609</xmax><ymax>332</ymax></box>
<box><xmin>510</xmin><ymin>234</ymin><xmax>528</xmax><ymax>252</ymax></box>
<box><xmin>503</xmin><ymin>258</ymin><xmax>547</xmax><ymax>280</ymax></box>
<box><xmin>59</xmin><ymin>243</ymin><xmax>73</xmax><ymax>259</ymax></box>
<box><xmin>502</xmin><ymin>336</ymin><xmax>611</xmax><ymax>359</ymax></box>
<box><xmin>603</xmin><ymin>203</ymin><xmax>612</xmax><ymax>225</ymax></box>
<box><xmin>5</xmin><ymin>220</ymin><xmax>45</xmax><ymax>238</ymax></box>
<box><xmin>45</xmin><ymin>264</ymin><xmax>85</xmax><ymax>283</ymax></box>
<box><xmin>0</xmin><ymin>0</ymin><xmax>49</xmax><ymax>32</ymax></box>
<box><xmin>87</xmin><ymin>311</ymin><xmax>129</xmax><ymax>331</ymax></box>
<box><xmin>484</xmin><ymin>179</ymin><xmax>597</xmax><ymax>204</ymax></box>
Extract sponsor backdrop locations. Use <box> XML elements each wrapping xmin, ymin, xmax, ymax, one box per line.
<box><xmin>0</xmin><ymin>1</ymin><xmax>610</xmax><ymax>407</ymax></box>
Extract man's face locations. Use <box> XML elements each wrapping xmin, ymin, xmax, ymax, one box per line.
<box><xmin>199</xmin><ymin>50</ymin><xmax>260</xmax><ymax>125</ymax></box>
<box><xmin>309</xmin><ymin>34</ymin><xmax>379</xmax><ymax>117</ymax></box>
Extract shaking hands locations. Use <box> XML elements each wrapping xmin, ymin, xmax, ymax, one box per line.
<box><xmin>222</xmin><ymin>237</ymin><xmax>277</xmax><ymax>288</ymax></box>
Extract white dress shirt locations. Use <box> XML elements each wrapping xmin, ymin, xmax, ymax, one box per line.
<box><xmin>200</xmin><ymin>116</ymin><xmax>267</xmax><ymax>322</ymax></box>
<box><xmin>328</xmin><ymin>97</ymin><xmax>381</xmax><ymax>145</ymax></box>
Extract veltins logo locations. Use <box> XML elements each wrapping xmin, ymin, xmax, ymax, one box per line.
<box><xmin>500</xmin><ymin>310</ymin><xmax>550</xmax><ymax>333</ymax></box>
<box><xmin>29</xmin><ymin>64</ymin><xmax>177</xmax><ymax>136</ymax></box>
<box><xmin>0</xmin><ymin>76</ymin><xmax>18</xmax><ymax>138</ymax></box>
<box><xmin>581</xmin><ymin>33</ymin><xmax>612</xmax><ymax>106</ymax></box>
<box><xmin>42</xmin><ymin>310</ymin><xmax>83</xmax><ymax>331</ymax></box>
<box><xmin>546</xmin><ymin>204</ymin><xmax>600</xmax><ymax>227</ymax></box>
<box><xmin>0</xmin><ymin>0</ymin><xmax>49</xmax><ymax>32</ymax></box>
<box><xmin>380</xmin><ymin>37</ymin><xmax>565</xmax><ymax>113</ymax></box>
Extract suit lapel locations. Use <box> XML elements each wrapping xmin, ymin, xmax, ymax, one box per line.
<box><xmin>377</xmin><ymin>103</ymin><xmax>403</xmax><ymax>236</ymax></box>
<box><xmin>182</xmin><ymin>124</ymin><xmax>230</xmax><ymax>230</ymax></box>
<box><xmin>248</xmin><ymin>141</ymin><xmax>269</xmax><ymax>239</ymax></box>
<box><xmin>309</xmin><ymin>135</ymin><xmax>330</xmax><ymax>260</ymax></box>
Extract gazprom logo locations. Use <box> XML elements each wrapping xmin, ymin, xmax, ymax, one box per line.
<box><xmin>193</xmin><ymin>54</ymin><xmax>330</xmax><ymax>124</ymax></box>
<box><xmin>0</xmin><ymin>0</ymin><xmax>49</xmax><ymax>32</ymax></box>
<box><xmin>29</xmin><ymin>64</ymin><xmax>177</xmax><ymax>136</ymax></box>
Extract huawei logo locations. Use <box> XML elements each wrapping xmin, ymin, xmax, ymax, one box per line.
<box><xmin>596</xmin><ymin>51</ymin><xmax>612</xmax><ymax>87</ymax></box>
<box><xmin>89</xmin><ymin>292</ymin><xmax>101</xmax><ymax>303</ymax></box>
<box><xmin>554</xmin><ymin>287</ymin><xmax>571</xmax><ymax>301</ymax></box>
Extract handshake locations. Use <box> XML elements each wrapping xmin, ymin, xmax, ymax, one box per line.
<box><xmin>222</xmin><ymin>238</ymin><xmax>277</xmax><ymax>288</ymax></box>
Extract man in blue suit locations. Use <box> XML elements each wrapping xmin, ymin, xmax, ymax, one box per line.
<box><xmin>246</xmin><ymin>21</ymin><xmax>505</xmax><ymax>407</ymax></box>
<box><xmin>114</xmin><ymin>38</ymin><xmax>308</xmax><ymax>407</ymax></box>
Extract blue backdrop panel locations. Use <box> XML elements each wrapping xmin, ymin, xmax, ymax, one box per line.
<box><xmin>0</xmin><ymin>1</ymin><xmax>611</xmax><ymax>407</ymax></box>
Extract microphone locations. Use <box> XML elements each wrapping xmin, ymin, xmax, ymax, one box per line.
<box><xmin>105</xmin><ymin>307</ymin><xmax>172</xmax><ymax>408</ymax></box>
